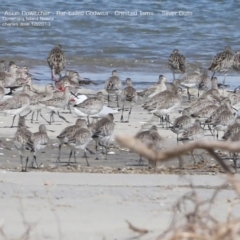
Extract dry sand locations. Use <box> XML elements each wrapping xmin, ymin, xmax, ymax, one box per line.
<box><xmin>0</xmin><ymin>87</ymin><xmax>237</xmax><ymax>239</ymax></box>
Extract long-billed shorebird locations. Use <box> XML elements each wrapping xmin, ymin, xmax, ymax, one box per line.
<box><xmin>120</xmin><ymin>78</ymin><xmax>138</xmax><ymax>122</ymax></box>
<box><xmin>104</xmin><ymin>70</ymin><xmax>122</xmax><ymax>107</ymax></box>
<box><xmin>208</xmin><ymin>46</ymin><xmax>234</xmax><ymax>84</ymax></box>
<box><xmin>29</xmin><ymin>83</ymin><xmax>55</xmax><ymax>122</ymax></box>
<box><xmin>150</xmin><ymin>87</ymin><xmax>183</xmax><ymax>128</ymax></box>
<box><xmin>47</xmin><ymin>44</ymin><xmax>65</xmax><ymax>81</ymax></box>
<box><xmin>13</xmin><ymin>115</ymin><xmax>34</xmax><ymax>172</ymax></box>
<box><xmin>0</xmin><ymin>85</ymin><xmax>32</xmax><ymax>127</ymax></box>
<box><xmin>31</xmin><ymin>124</ymin><xmax>49</xmax><ymax>168</ymax></box>
<box><xmin>168</xmin><ymin>49</ymin><xmax>187</xmax><ymax>80</ymax></box>
<box><xmin>180</xmin><ymin>67</ymin><xmax>203</xmax><ymax>101</ymax></box>
<box><xmin>73</xmin><ymin>92</ymin><xmax>105</xmax><ymax>124</ymax></box>
<box><xmin>91</xmin><ymin>113</ymin><xmax>115</xmax><ymax>159</ymax></box>
<box><xmin>138</xmin><ymin>75</ymin><xmax>167</xmax><ymax>99</ymax></box>
<box><xmin>56</xmin><ymin>118</ymin><xmax>87</xmax><ymax>162</ymax></box>
<box><xmin>39</xmin><ymin>86</ymin><xmax>73</xmax><ymax>124</ymax></box>
<box><xmin>170</xmin><ymin>109</ymin><xmax>193</xmax><ymax>140</ymax></box>
<box><xmin>67</xmin><ymin>121</ymin><xmax>93</xmax><ymax>166</ymax></box>
<box><xmin>134</xmin><ymin>125</ymin><xmax>162</xmax><ymax>166</ymax></box>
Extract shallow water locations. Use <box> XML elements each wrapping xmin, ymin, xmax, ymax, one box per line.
<box><xmin>1</xmin><ymin>0</ymin><xmax>240</xmax><ymax>89</ymax></box>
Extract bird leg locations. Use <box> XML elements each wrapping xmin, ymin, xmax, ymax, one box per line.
<box><xmin>107</xmin><ymin>93</ymin><xmax>110</xmax><ymax>107</ymax></box>
<box><xmin>10</xmin><ymin>115</ymin><xmax>17</xmax><ymax>128</ymax></box>
<box><xmin>24</xmin><ymin>157</ymin><xmax>29</xmax><ymax>172</ymax></box>
<box><xmin>233</xmin><ymin>152</ymin><xmax>238</xmax><ymax>172</ymax></box>
<box><xmin>138</xmin><ymin>155</ymin><xmax>143</xmax><ymax>165</ymax></box>
<box><xmin>68</xmin><ymin>149</ymin><xmax>73</xmax><ymax>165</ymax></box>
<box><xmin>223</xmin><ymin>72</ymin><xmax>227</xmax><ymax>85</ymax></box>
<box><xmin>86</xmin><ymin>148</ymin><xmax>95</xmax><ymax>155</ymax></box>
<box><xmin>73</xmin><ymin>150</ymin><xmax>76</xmax><ymax>163</ymax></box>
<box><xmin>83</xmin><ymin>149</ymin><xmax>90</xmax><ymax>166</ymax></box>
<box><xmin>190</xmin><ymin>150</ymin><xmax>197</xmax><ymax>164</ymax></box>
<box><xmin>40</xmin><ymin>112</ymin><xmax>51</xmax><ymax>125</ymax></box>
<box><xmin>57</xmin><ymin>111</ymin><xmax>70</xmax><ymax>123</ymax></box>
<box><xmin>36</xmin><ymin>110</ymin><xmax>40</xmax><ymax>121</ymax></box>
<box><xmin>120</xmin><ymin>102</ymin><xmax>125</xmax><ymax>122</ymax></box>
<box><xmin>116</xmin><ymin>94</ymin><xmax>119</xmax><ymax>108</ymax></box>
<box><xmin>127</xmin><ymin>105</ymin><xmax>133</xmax><ymax>122</ymax></box>
<box><xmin>57</xmin><ymin>144</ymin><xmax>62</xmax><ymax>162</ymax></box>
<box><xmin>211</xmin><ymin>72</ymin><xmax>215</xmax><ymax>80</ymax></box>
<box><xmin>31</xmin><ymin>111</ymin><xmax>35</xmax><ymax>123</ymax></box>
<box><xmin>33</xmin><ymin>154</ymin><xmax>39</xmax><ymax>168</ymax></box>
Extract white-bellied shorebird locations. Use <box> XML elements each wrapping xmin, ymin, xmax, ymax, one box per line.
<box><xmin>180</xmin><ymin>67</ymin><xmax>203</xmax><ymax>101</ymax></box>
<box><xmin>143</xmin><ymin>79</ymin><xmax>181</xmax><ymax>110</ymax></box>
<box><xmin>67</xmin><ymin>121</ymin><xmax>93</xmax><ymax>166</ymax></box>
<box><xmin>39</xmin><ymin>86</ymin><xmax>73</xmax><ymax>124</ymax></box>
<box><xmin>56</xmin><ymin>118</ymin><xmax>87</xmax><ymax>162</ymax></box>
<box><xmin>134</xmin><ymin>125</ymin><xmax>162</xmax><ymax>166</ymax></box>
<box><xmin>197</xmin><ymin>68</ymin><xmax>211</xmax><ymax>96</ymax></box>
<box><xmin>168</xmin><ymin>49</ymin><xmax>187</xmax><ymax>80</ymax></box>
<box><xmin>170</xmin><ymin>109</ymin><xmax>193</xmax><ymax>139</ymax></box>
<box><xmin>29</xmin><ymin>83</ymin><xmax>55</xmax><ymax>123</ymax></box>
<box><xmin>73</xmin><ymin>92</ymin><xmax>105</xmax><ymax>124</ymax></box>
<box><xmin>47</xmin><ymin>44</ymin><xmax>65</xmax><ymax>81</ymax></box>
<box><xmin>2</xmin><ymin>63</ymin><xmax>19</xmax><ymax>86</ymax></box>
<box><xmin>13</xmin><ymin>115</ymin><xmax>34</xmax><ymax>172</ymax></box>
<box><xmin>208</xmin><ymin>46</ymin><xmax>234</xmax><ymax>84</ymax></box>
<box><xmin>150</xmin><ymin>87</ymin><xmax>183</xmax><ymax>128</ymax></box>
<box><xmin>104</xmin><ymin>70</ymin><xmax>122</xmax><ymax>107</ymax></box>
<box><xmin>91</xmin><ymin>113</ymin><xmax>115</xmax><ymax>159</ymax></box>
<box><xmin>120</xmin><ymin>78</ymin><xmax>138</xmax><ymax>122</ymax></box>
<box><xmin>31</xmin><ymin>124</ymin><xmax>49</xmax><ymax>168</ymax></box>
<box><xmin>138</xmin><ymin>75</ymin><xmax>167</xmax><ymax>99</ymax></box>
<box><xmin>0</xmin><ymin>85</ymin><xmax>32</xmax><ymax>127</ymax></box>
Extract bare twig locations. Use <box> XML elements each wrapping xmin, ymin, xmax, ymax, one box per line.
<box><xmin>116</xmin><ymin>135</ymin><xmax>238</xmax><ymax>173</ymax></box>
<box><xmin>125</xmin><ymin>220</ymin><xmax>149</xmax><ymax>237</ymax></box>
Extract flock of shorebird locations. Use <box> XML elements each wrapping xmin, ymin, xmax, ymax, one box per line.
<box><xmin>1</xmin><ymin>44</ymin><xmax>240</xmax><ymax>171</ymax></box>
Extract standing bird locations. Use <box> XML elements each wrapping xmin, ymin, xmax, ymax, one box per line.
<box><xmin>168</xmin><ymin>49</ymin><xmax>187</xmax><ymax>80</ymax></box>
<box><xmin>138</xmin><ymin>75</ymin><xmax>167</xmax><ymax>99</ymax></box>
<box><xmin>91</xmin><ymin>113</ymin><xmax>115</xmax><ymax>159</ymax></box>
<box><xmin>233</xmin><ymin>50</ymin><xmax>240</xmax><ymax>73</ymax></box>
<box><xmin>134</xmin><ymin>125</ymin><xmax>162</xmax><ymax>166</ymax></box>
<box><xmin>13</xmin><ymin>115</ymin><xmax>34</xmax><ymax>172</ymax></box>
<box><xmin>104</xmin><ymin>70</ymin><xmax>122</xmax><ymax>107</ymax></box>
<box><xmin>120</xmin><ymin>78</ymin><xmax>138</xmax><ymax>122</ymax></box>
<box><xmin>208</xmin><ymin>46</ymin><xmax>234</xmax><ymax>84</ymax></box>
<box><xmin>73</xmin><ymin>92</ymin><xmax>105</xmax><ymax>124</ymax></box>
<box><xmin>180</xmin><ymin>67</ymin><xmax>203</xmax><ymax>101</ymax></box>
<box><xmin>31</xmin><ymin>125</ymin><xmax>49</xmax><ymax>168</ymax></box>
<box><xmin>67</xmin><ymin>121</ymin><xmax>93</xmax><ymax>166</ymax></box>
<box><xmin>178</xmin><ymin>119</ymin><xmax>205</xmax><ymax>163</ymax></box>
<box><xmin>47</xmin><ymin>44</ymin><xmax>66</xmax><ymax>82</ymax></box>
<box><xmin>56</xmin><ymin>118</ymin><xmax>87</xmax><ymax>162</ymax></box>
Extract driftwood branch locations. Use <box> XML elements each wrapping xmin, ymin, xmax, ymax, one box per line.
<box><xmin>115</xmin><ymin>135</ymin><xmax>238</xmax><ymax>173</ymax></box>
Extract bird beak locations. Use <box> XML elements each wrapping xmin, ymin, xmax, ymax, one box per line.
<box><xmin>70</xmin><ymin>92</ymin><xmax>79</xmax><ymax>99</ymax></box>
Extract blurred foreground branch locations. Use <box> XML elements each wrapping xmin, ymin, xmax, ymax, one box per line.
<box><xmin>116</xmin><ymin>135</ymin><xmax>238</xmax><ymax>173</ymax></box>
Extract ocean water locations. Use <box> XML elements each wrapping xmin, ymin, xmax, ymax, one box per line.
<box><xmin>0</xmin><ymin>0</ymin><xmax>240</xmax><ymax>89</ymax></box>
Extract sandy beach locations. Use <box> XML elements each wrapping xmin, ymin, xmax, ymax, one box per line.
<box><xmin>0</xmin><ymin>87</ymin><xmax>237</xmax><ymax>240</ymax></box>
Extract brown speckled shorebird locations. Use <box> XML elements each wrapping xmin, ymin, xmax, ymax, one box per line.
<box><xmin>168</xmin><ymin>49</ymin><xmax>187</xmax><ymax>80</ymax></box>
<box><xmin>104</xmin><ymin>70</ymin><xmax>122</xmax><ymax>107</ymax></box>
<box><xmin>91</xmin><ymin>113</ymin><xmax>115</xmax><ymax>159</ymax></box>
<box><xmin>13</xmin><ymin>115</ymin><xmax>35</xmax><ymax>172</ymax></box>
<box><xmin>134</xmin><ymin>125</ymin><xmax>162</xmax><ymax>166</ymax></box>
<box><xmin>47</xmin><ymin>44</ymin><xmax>66</xmax><ymax>82</ymax></box>
<box><xmin>208</xmin><ymin>46</ymin><xmax>234</xmax><ymax>84</ymax></box>
<box><xmin>31</xmin><ymin>125</ymin><xmax>49</xmax><ymax>168</ymax></box>
<box><xmin>120</xmin><ymin>78</ymin><xmax>138</xmax><ymax>122</ymax></box>
<box><xmin>233</xmin><ymin>50</ymin><xmax>240</xmax><ymax>73</ymax></box>
<box><xmin>56</xmin><ymin>118</ymin><xmax>87</xmax><ymax>163</ymax></box>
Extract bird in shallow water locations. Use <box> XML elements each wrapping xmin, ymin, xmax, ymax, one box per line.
<box><xmin>168</xmin><ymin>49</ymin><xmax>187</xmax><ymax>80</ymax></box>
<box><xmin>208</xmin><ymin>46</ymin><xmax>234</xmax><ymax>85</ymax></box>
<box><xmin>47</xmin><ymin>44</ymin><xmax>66</xmax><ymax>82</ymax></box>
